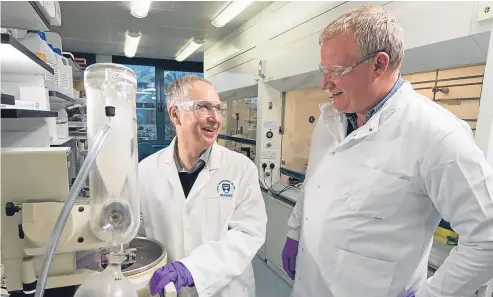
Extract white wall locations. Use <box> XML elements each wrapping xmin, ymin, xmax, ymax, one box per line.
<box><xmin>476</xmin><ymin>27</ymin><xmax>493</xmax><ymax>164</ymax></box>
<box><xmin>205</xmin><ymin>1</ymin><xmax>493</xmax><ymax>95</ymax></box>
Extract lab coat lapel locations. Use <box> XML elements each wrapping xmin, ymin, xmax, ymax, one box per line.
<box><xmin>319</xmin><ymin>102</ymin><xmax>346</xmax><ymax>144</ymax></box>
<box><xmin>335</xmin><ymin>85</ymin><xmax>404</xmax><ymax>149</ymax></box>
<box><xmin>186</xmin><ymin>143</ymin><xmax>221</xmax><ymax>202</ymax></box>
<box><xmin>159</xmin><ymin>139</ymin><xmax>185</xmax><ymax>201</ymax></box>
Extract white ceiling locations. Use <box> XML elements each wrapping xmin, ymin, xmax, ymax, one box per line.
<box><xmin>52</xmin><ymin>1</ymin><xmax>271</xmax><ymax>62</ymax></box>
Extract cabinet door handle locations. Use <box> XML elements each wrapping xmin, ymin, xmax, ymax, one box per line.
<box><xmin>433</xmin><ymin>87</ymin><xmax>449</xmax><ymax>94</ymax></box>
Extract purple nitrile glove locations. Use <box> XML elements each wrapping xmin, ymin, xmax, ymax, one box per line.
<box><xmin>281</xmin><ymin>237</ymin><xmax>299</xmax><ymax>279</ymax></box>
<box><xmin>149</xmin><ymin>261</ymin><xmax>194</xmax><ymax>296</ymax></box>
<box><xmin>404</xmin><ymin>289</ymin><xmax>415</xmax><ymax>297</ymax></box>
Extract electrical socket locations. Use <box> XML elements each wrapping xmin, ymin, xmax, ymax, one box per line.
<box><xmin>477</xmin><ymin>2</ymin><xmax>493</xmax><ymax>22</ymax></box>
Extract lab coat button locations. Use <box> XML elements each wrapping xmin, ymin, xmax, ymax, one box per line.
<box><xmin>369</xmin><ymin>128</ymin><xmax>373</xmax><ymax>132</ymax></box>
<box><xmin>298</xmin><ymin>277</ymin><xmax>301</xmax><ymax>280</ymax></box>
<box><xmin>301</xmin><ymin>248</ymin><xmax>304</xmax><ymax>252</ymax></box>
<box><xmin>317</xmin><ymin>185</ymin><xmax>320</xmax><ymax>188</ymax></box>
<box><xmin>331</xmin><ymin>152</ymin><xmax>335</xmax><ymax>155</ymax></box>
<box><xmin>305</xmin><ymin>217</ymin><xmax>308</xmax><ymax>220</ymax></box>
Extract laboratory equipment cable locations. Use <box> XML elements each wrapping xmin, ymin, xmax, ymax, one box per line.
<box><xmin>260</xmin><ymin>163</ymin><xmax>279</xmax><ymax>198</ymax></box>
<box><xmin>259</xmin><ymin>163</ymin><xmax>298</xmax><ymax>199</ymax></box>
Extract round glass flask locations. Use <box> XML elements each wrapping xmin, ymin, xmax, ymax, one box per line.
<box><xmin>74</xmin><ymin>250</ymin><xmax>138</xmax><ymax>297</ymax></box>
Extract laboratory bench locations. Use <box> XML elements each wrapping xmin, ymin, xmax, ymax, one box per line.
<box><xmin>259</xmin><ymin>180</ymin><xmax>458</xmax><ymax>287</ymax></box>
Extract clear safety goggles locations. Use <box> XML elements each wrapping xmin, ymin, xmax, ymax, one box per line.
<box><xmin>175</xmin><ymin>100</ymin><xmax>227</xmax><ymax>118</ymax></box>
<box><xmin>319</xmin><ymin>50</ymin><xmax>385</xmax><ymax>81</ymax></box>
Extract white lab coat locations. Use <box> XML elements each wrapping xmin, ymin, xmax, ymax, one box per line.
<box><xmin>287</xmin><ymin>81</ymin><xmax>493</xmax><ymax>297</ymax></box>
<box><xmin>139</xmin><ymin>140</ymin><xmax>267</xmax><ymax>297</ymax></box>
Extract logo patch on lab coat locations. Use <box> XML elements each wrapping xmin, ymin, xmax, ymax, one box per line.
<box><xmin>217</xmin><ymin>180</ymin><xmax>235</xmax><ymax>198</ymax></box>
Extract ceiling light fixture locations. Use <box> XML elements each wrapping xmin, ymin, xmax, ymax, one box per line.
<box><xmin>130</xmin><ymin>0</ymin><xmax>153</xmax><ymax>18</ymax></box>
<box><xmin>211</xmin><ymin>0</ymin><xmax>254</xmax><ymax>28</ymax></box>
<box><xmin>124</xmin><ymin>31</ymin><xmax>141</xmax><ymax>58</ymax></box>
<box><xmin>175</xmin><ymin>39</ymin><xmax>204</xmax><ymax>62</ymax></box>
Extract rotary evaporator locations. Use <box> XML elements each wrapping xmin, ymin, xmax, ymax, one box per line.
<box><xmin>0</xmin><ymin>63</ymin><xmax>172</xmax><ymax>297</ymax></box>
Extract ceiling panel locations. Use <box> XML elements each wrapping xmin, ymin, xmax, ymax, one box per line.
<box><xmin>57</xmin><ymin>1</ymin><xmax>109</xmax><ymax>15</ymax></box>
<box><xmin>108</xmin><ymin>19</ymin><xmax>207</xmax><ymax>43</ymax></box>
<box><xmin>106</xmin><ymin>2</ymin><xmax>215</xmax><ymax>30</ymax></box>
<box><xmin>171</xmin><ymin>1</ymin><xmax>229</xmax><ymax>17</ymax></box>
<box><xmin>62</xmin><ymin>39</ymin><xmax>120</xmax><ymax>55</ymax></box>
<box><xmin>149</xmin><ymin>1</ymin><xmax>176</xmax><ymax>11</ymax></box>
<box><xmin>53</xmin><ymin>1</ymin><xmax>272</xmax><ymax>62</ymax></box>
<box><xmin>56</xmin><ymin>23</ymin><xmax>111</xmax><ymax>43</ymax></box>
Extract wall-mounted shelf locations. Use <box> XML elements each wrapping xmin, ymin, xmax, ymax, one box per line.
<box><xmin>1</xmin><ymin>108</ymin><xmax>57</xmax><ymax>118</ymax></box>
<box><xmin>63</xmin><ymin>54</ymin><xmax>84</xmax><ymax>80</ymax></box>
<box><xmin>49</xmin><ymin>91</ymin><xmax>75</xmax><ymax>104</ymax></box>
<box><xmin>0</xmin><ymin>1</ymin><xmax>51</xmax><ymax>31</ymax></box>
<box><xmin>1</xmin><ymin>33</ymin><xmax>54</xmax><ymax>75</ymax></box>
<box><xmin>50</xmin><ymin>136</ymin><xmax>75</xmax><ymax>147</ymax></box>
<box><xmin>68</xmin><ymin>121</ymin><xmax>87</xmax><ymax>128</ymax></box>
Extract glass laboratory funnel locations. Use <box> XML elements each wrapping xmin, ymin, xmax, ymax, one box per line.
<box><xmin>85</xmin><ymin>63</ymin><xmax>139</xmax><ymax>245</ymax></box>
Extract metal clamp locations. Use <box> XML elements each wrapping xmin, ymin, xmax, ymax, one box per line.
<box><xmin>99</xmin><ymin>245</ymin><xmax>137</xmax><ymax>269</ymax></box>
<box><xmin>121</xmin><ymin>247</ymin><xmax>137</xmax><ymax>268</ymax></box>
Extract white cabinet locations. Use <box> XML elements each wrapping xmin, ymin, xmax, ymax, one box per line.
<box><xmin>265</xmin><ymin>193</ymin><xmax>294</xmax><ymax>286</ymax></box>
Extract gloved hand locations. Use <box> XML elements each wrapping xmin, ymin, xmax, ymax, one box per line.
<box><xmin>281</xmin><ymin>237</ymin><xmax>299</xmax><ymax>279</ymax></box>
<box><xmin>149</xmin><ymin>261</ymin><xmax>194</xmax><ymax>295</ymax></box>
<box><xmin>404</xmin><ymin>289</ymin><xmax>415</xmax><ymax>297</ymax></box>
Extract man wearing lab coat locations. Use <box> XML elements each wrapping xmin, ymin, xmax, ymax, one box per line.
<box><xmin>139</xmin><ymin>75</ymin><xmax>267</xmax><ymax>297</ymax></box>
<box><xmin>282</xmin><ymin>6</ymin><xmax>493</xmax><ymax>297</ymax></box>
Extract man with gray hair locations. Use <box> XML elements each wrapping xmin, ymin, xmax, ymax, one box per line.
<box><xmin>282</xmin><ymin>5</ymin><xmax>493</xmax><ymax>297</ymax></box>
<box><xmin>139</xmin><ymin>75</ymin><xmax>267</xmax><ymax>297</ymax></box>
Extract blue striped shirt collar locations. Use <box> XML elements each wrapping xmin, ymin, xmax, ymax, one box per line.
<box><xmin>347</xmin><ymin>74</ymin><xmax>404</xmax><ymax>130</ymax></box>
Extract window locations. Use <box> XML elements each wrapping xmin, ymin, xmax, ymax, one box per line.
<box><xmin>123</xmin><ymin>64</ymin><xmax>157</xmax><ymax>141</ymax></box>
<box><xmin>222</xmin><ymin>98</ymin><xmax>257</xmax><ymax>139</ymax></box>
<box><xmin>113</xmin><ymin>56</ymin><xmax>203</xmax><ymax>146</ymax></box>
<box><xmin>163</xmin><ymin>71</ymin><xmax>204</xmax><ymax>140</ymax></box>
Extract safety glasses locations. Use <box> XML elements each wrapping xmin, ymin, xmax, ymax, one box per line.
<box><xmin>175</xmin><ymin>100</ymin><xmax>227</xmax><ymax>118</ymax></box>
<box><xmin>319</xmin><ymin>50</ymin><xmax>386</xmax><ymax>80</ymax></box>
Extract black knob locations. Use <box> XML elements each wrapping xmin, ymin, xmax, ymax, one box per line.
<box><xmin>105</xmin><ymin>106</ymin><xmax>116</xmax><ymax>117</ymax></box>
<box><xmin>5</xmin><ymin>202</ymin><xmax>20</xmax><ymax>216</ymax></box>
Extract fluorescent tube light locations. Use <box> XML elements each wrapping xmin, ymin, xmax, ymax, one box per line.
<box><xmin>175</xmin><ymin>39</ymin><xmax>204</xmax><ymax>62</ymax></box>
<box><xmin>130</xmin><ymin>0</ymin><xmax>152</xmax><ymax>18</ymax></box>
<box><xmin>124</xmin><ymin>31</ymin><xmax>141</xmax><ymax>58</ymax></box>
<box><xmin>211</xmin><ymin>0</ymin><xmax>254</xmax><ymax>28</ymax></box>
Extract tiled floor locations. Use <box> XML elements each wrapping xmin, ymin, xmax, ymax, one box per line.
<box><xmin>253</xmin><ymin>256</ymin><xmax>292</xmax><ymax>297</ymax></box>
